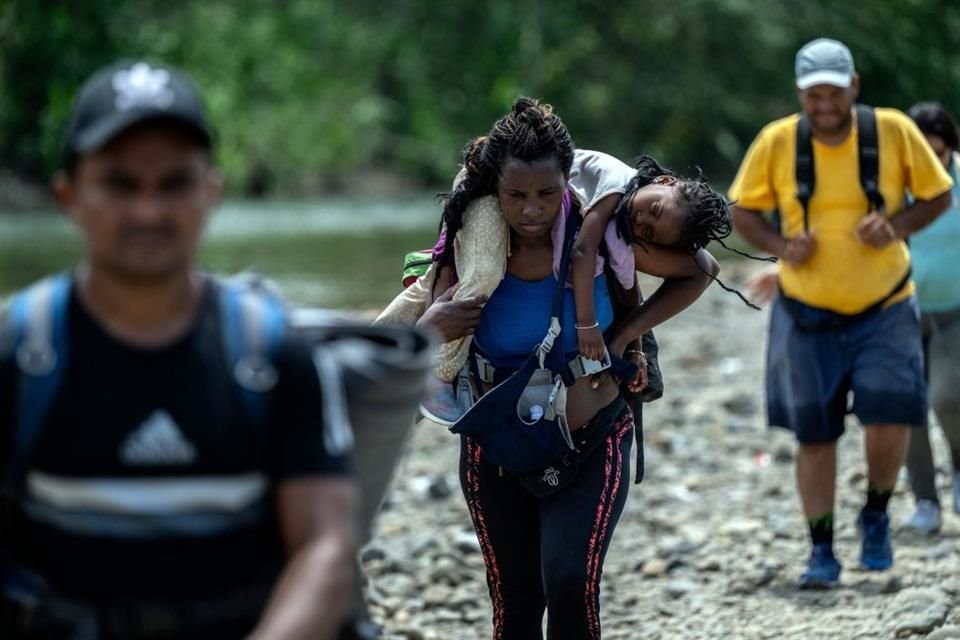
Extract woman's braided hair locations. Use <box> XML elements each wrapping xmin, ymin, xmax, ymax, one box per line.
<box><xmin>435</xmin><ymin>97</ymin><xmax>575</xmax><ymax>273</ymax></box>
<box><xmin>613</xmin><ymin>155</ymin><xmax>773</xmax><ymax>309</ymax></box>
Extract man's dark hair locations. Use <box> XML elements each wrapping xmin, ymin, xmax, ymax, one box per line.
<box><xmin>908</xmin><ymin>101</ymin><xmax>959</xmax><ymax>151</ymax></box>
<box><xmin>435</xmin><ymin>97</ymin><xmax>575</xmax><ymax>273</ymax></box>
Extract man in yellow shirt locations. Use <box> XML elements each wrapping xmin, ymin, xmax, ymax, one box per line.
<box><xmin>729</xmin><ymin>38</ymin><xmax>952</xmax><ymax>588</ymax></box>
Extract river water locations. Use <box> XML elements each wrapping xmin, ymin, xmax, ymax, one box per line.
<box><xmin>0</xmin><ymin>197</ymin><xmax>440</xmax><ymax>310</ymax></box>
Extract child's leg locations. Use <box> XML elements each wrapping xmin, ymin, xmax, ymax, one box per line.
<box><xmin>435</xmin><ymin>194</ymin><xmax>507</xmax><ymax>381</ymax></box>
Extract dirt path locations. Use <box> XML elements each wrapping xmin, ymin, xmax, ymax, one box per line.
<box><xmin>364</xmin><ymin>263</ymin><xmax>960</xmax><ymax>640</ymax></box>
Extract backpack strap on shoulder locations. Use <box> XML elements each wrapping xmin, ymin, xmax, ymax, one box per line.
<box><xmin>795</xmin><ymin>114</ymin><xmax>815</xmax><ymax>232</ymax></box>
<box><xmin>218</xmin><ymin>275</ymin><xmax>288</xmax><ymax>423</ymax></box>
<box><xmin>856</xmin><ymin>104</ymin><xmax>884</xmax><ymax>213</ymax></box>
<box><xmin>5</xmin><ymin>273</ymin><xmax>72</xmax><ymax>489</ymax></box>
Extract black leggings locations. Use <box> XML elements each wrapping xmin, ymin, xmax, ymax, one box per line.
<box><xmin>459</xmin><ymin>399</ymin><xmax>634</xmax><ymax>640</ymax></box>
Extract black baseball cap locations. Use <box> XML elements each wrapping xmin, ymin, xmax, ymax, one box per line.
<box><xmin>62</xmin><ymin>60</ymin><xmax>213</xmax><ymax>166</ymax></box>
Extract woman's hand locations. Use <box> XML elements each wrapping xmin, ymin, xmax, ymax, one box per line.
<box><xmin>416</xmin><ymin>283</ymin><xmax>487</xmax><ymax>342</ymax></box>
<box><xmin>623</xmin><ymin>347</ymin><xmax>648</xmax><ymax>393</ymax></box>
<box><xmin>587</xmin><ymin>340</ymin><xmax>646</xmax><ymax>392</ymax></box>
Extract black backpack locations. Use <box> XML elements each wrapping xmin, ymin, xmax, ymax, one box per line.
<box><xmin>780</xmin><ymin>104</ymin><xmax>911</xmax><ymax>330</ymax></box>
<box><xmin>795</xmin><ymin>104</ymin><xmax>885</xmax><ymax>228</ymax></box>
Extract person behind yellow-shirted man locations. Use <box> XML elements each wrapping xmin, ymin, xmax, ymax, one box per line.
<box><xmin>729</xmin><ymin>38</ymin><xmax>953</xmax><ymax>589</ymax></box>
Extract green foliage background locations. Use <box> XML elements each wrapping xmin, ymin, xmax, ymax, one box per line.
<box><xmin>2</xmin><ymin>0</ymin><xmax>959</xmax><ymax>195</ymax></box>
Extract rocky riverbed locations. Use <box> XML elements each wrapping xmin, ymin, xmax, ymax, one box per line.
<box><xmin>362</xmin><ymin>262</ymin><xmax>960</xmax><ymax>640</ymax></box>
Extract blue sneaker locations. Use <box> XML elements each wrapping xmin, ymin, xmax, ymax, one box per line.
<box><xmin>858</xmin><ymin>509</ymin><xmax>893</xmax><ymax>570</ymax></box>
<box><xmin>419</xmin><ymin>375</ymin><xmax>463</xmax><ymax>426</ymax></box>
<box><xmin>799</xmin><ymin>543</ymin><xmax>841</xmax><ymax>589</ymax></box>
<box><xmin>902</xmin><ymin>499</ymin><xmax>942</xmax><ymax>535</ymax></box>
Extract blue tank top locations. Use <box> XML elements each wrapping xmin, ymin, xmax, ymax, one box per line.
<box><xmin>474</xmin><ymin>274</ymin><xmax>614</xmax><ymax>369</ymax></box>
<box><xmin>911</xmin><ymin>154</ymin><xmax>960</xmax><ymax>313</ymax></box>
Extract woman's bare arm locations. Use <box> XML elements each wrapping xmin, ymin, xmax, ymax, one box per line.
<box><xmin>608</xmin><ymin>245</ymin><xmax>718</xmax><ymax>355</ymax></box>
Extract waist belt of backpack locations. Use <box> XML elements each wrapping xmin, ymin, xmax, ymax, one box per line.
<box><xmin>778</xmin><ymin>264</ymin><xmax>912</xmax><ymax>326</ymax></box>
<box><xmin>473</xmin><ymin>351</ymin><xmax>610</xmax><ymax>385</ymax></box>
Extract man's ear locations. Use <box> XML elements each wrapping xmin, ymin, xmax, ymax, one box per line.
<box><xmin>51</xmin><ymin>170</ymin><xmax>78</xmax><ymax>220</ymax></box>
<box><xmin>850</xmin><ymin>73</ymin><xmax>861</xmax><ymax>101</ymax></box>
<box><xmin>204</xmin><ymin>167</ymin><xmax>225</xmax><ymax>207</ymax></box>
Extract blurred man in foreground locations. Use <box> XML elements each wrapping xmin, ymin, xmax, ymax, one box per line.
<box><xmin>0</xmin><ymin>60</ymin><xmax>355</xmax><ymax>639</ymax></box>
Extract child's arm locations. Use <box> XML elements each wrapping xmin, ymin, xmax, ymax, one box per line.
<box><xmin>571</xmin><ymin>192</ymin><xmax>620</xmax><ymax>361</ymax></box>
<box><xmin>608</xmin><ymin>245</ymin><xmax>719</xmax><ymax>356</ymax></box>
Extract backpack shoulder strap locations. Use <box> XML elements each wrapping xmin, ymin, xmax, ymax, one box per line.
<box><xmin>856</xmin><ymin>104</ymin><xmax>884</xmax><ymax>213</ymax></box>
<box><xmin>795</xmin><ymin>114</ymin><xmax>815</xmax><ymax>232</ymax></box>
<box><xmin>5</xmin><ymin>272</ymin><xmax>72</xmax><ymax>489</ymax></box>
<box><xmin>217</xmin><ymin>274</ymin><xmax>289</xmax><ymax>423</ymax></box>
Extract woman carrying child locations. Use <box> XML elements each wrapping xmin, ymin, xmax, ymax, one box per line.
<box><xmin>378</xmin><ymin>97</ymin><xmax>733</xmax><ymax>639</ymax></box>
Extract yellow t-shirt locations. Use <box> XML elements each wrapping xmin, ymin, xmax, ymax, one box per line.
<box><xmin>729</xmin><ymin>108</ymin><xmax>953</xmax><ymax>313</ymax></box>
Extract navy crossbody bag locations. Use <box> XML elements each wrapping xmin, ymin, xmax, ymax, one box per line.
<box><xmin>449</xmin><ymin>209</ymin><xmax>638</xmax><ymax>475</ymax></box>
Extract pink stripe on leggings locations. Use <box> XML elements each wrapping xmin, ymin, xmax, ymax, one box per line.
<box><xmin>584</xmin><ymin>409</ymin><xmax>633</xmax><ymax>639</ymax></box>
<box><xmin>464</xmin><ymin>438</ymin><xmax>505</xmax><ymax>639</ymax></box>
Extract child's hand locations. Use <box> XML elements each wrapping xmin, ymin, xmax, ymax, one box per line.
<box><xmin>577</xmin><ymin>325</ymin><xmax>606</xmax><ymax>361</ymax></box>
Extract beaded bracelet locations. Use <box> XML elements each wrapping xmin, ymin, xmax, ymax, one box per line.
<box><xmin>574</xmin><ymin>321</ymin><xmax>599</xmax><ymax>330</ymax></box>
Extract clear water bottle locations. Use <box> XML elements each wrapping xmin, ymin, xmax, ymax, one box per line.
<box><xmin>529</xmin><ymin>404</ymin><xmax>544</xmax><ymax>422</ymax></box>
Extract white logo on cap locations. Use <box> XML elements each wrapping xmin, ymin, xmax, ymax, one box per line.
<box><xmin>112</xmin><ymin>62</ymin><xmax>175</xmax><ymax>111</ymax></box>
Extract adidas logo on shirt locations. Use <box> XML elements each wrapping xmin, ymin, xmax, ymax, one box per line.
<box><xmin>120</xmin><ymin>410</ymin><xmax>197</xmax><ymax>466</ymax></box>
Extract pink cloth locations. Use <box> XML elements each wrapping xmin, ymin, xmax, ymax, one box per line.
<box><xmin>552</xmin><ymin>190</ymin><xmax>636</xmax><ymax>290</ymax></box>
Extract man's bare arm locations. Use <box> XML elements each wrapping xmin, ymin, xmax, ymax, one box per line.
<box><xmin>249</xmin><ymin>477</ymin><xmax>357</xmax><ymax>640</ymax></box>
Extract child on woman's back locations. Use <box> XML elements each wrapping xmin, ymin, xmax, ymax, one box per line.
<box><xmin>377</xmin><ymin>144</ymin><xmax>732</xmax><ymax>425</ymax></box>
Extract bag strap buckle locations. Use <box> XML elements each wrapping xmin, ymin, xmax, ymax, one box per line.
<box><xmin>474</xmin><ymin>353</ymin><xmax>496</xmax><ymax>384</ymax></box>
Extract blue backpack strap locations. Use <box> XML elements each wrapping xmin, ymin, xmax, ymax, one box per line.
<box><xmin>546</xmin><ymin>210</ymin><xmax>582</xmax><ymax>386</ymax></box>
<box><xmin>5</xmin><ymin>273</ymin><xmax>72</xmax><ymax>490</ymax></box>
<box><xmin>218</xmin><ymin>275</ymin><xmax>288</xmax><ymax>423</ymax></box>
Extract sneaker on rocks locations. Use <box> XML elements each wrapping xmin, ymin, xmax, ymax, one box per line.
<box><xmin>902</xmin><ymin>499</ymin><xmax>942</xmax><ymax>535</ymax></box>
<box><xmin>858</xmin><ymin>508</ymin><xmax>893</xmax><ymax>571</ymax></box>
<box><xmin>419</xmin><ymin>375</ymin><xmax>464</xmax><ymax>426</ymax></box>
<box><xmin>799</xmin><ymin>543</ymin><xmax>841</xmax><ymax>589</ymax></box>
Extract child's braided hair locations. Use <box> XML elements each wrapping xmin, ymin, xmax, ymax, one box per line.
<box><xmin>614</xmin><ymin>155</ymin><xmax>774</xmax><ymax>309</ymax></box>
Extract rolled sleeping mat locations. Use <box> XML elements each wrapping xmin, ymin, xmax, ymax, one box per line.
<box><xmin>290</xmin><ymin>309</ymin><xmax>434</xmax><ymax>540</ymax></box>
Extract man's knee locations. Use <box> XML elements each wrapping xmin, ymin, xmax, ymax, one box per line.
<box><xmin>863</xmin><ymin>425</ymin><xmax>911</xmax><ymax>464</ymax></box>
<box><xmin>797</xmin><ymin>440</ymin><xmax>837</xmax><ymax>459</ymax></box>
<box><xmin>863</xmin><ymin>424</ymin><xmax>911</xmax><ymax>440</ymax></box>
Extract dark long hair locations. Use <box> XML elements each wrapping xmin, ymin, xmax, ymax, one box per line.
<box><xmin>908</xmin><ymin>101</ymin><xmax>959</xmax><ymax>151</ymax></box>
<box><xmin>435</xmin><ymin>97</ymin><xmax>575</xmax><ymax>273</ymax></box>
